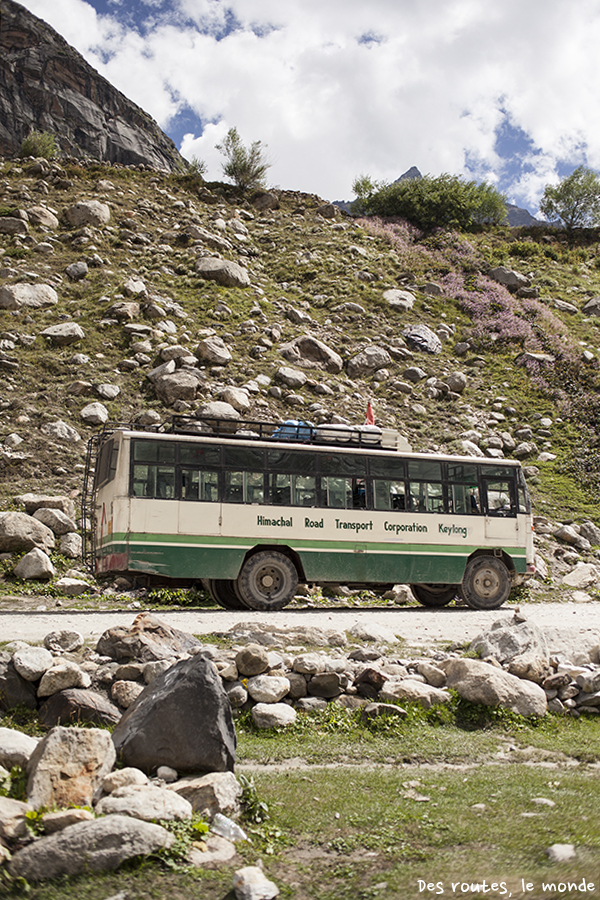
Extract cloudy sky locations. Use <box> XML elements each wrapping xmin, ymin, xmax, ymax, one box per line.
<box><xmin>16</xmin><ymin>0</ymin><xmax>600</xmax><ymax>213</ymax></box>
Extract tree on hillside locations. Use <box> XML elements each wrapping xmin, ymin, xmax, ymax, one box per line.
<box><xmin>20</xmin><ymin>130</ymin><xmax>57</xmax><ymax>160</ymax></box>
<box><xmin>216</xmin><ymin>127</ymin><xmax>271</xmax><ymax>191</ymax></box>
<box><xmin>539</xmin><ymin>166</ymin><xmax>600</xmax><ymax>231</ymax></box>
<box><xmin>351</xmin><ymin>172</ymin><xmax>507</xmax><ymax>232</ymax></box>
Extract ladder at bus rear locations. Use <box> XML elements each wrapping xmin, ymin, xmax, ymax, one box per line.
<box><xmin>81</xmin><ymin>434</ymin><xmax>101</xmax><ymax>573</ymax></box>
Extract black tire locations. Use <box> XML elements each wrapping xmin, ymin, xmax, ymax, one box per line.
<box><xmin>237</xmin><ymin>551</ymin><xmax>299</xmax><ymax>611</ymax></box>
<box><xmin>207</xmin><ymin>579</ymin><xmax>249</xmax><ymax>610</ymax></box>
<box><xmin>410</xmin><ymin>583</ymin><xmax>457</xmax><ymax>607</ymax></box>
<box><xmin>461</xmin><ymin>556</ymin><xmax>512</xmax><ymax>610</ymax></box>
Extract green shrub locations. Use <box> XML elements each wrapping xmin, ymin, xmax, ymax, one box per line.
<box><xmin>19</xmin><ymin>130</ymin><xmax>58</xmax><ymax>160</ymax></box>
<box><xmin>352</xmin><ymin>172</ymin><xmax>507</xmax><ymax>232</ymax></box>
<box><xmin>216</xmin><ymin>127</ymin><xmax>271</xmax><ymax>191</ymax></box>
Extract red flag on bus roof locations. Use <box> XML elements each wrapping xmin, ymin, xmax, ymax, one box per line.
<box><xmin>365</xmin><ymin>402</ymin><xmax>375</xmax><ymax>425</ymax></box>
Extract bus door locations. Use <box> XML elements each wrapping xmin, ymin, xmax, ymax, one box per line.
<box><xmin>482</xmin><ymin>475</ymin><xmax>519</xmax><ymax>541</ymax></box>
<box><xmin>177</xmin><ymin>444</ymin><xmax>222</xmax><ymax>535</ymax></box>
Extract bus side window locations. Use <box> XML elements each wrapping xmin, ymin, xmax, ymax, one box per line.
<box><xmin>292</xmin><ymin>475</ymin><xmax>316</xmax><ymax>506</ymax></box>
<box><xmin>374</xmin><ymin>479</ymin><xmax>405</xmax><ymax>510</ymax></box>
<box><xmin>132</xmin><ymin>465</ymin><xmax>151</xmax><ymax>497</ymax></box>
<box><xmin>156</xmin><ymin>467</ymin><xmax>175</xmax><ymax>499</ymax></box>
<box><xmin>451</xmin><ymin>484</ymin><xmax>480</xmax><ymax>514</ymax></box>
<box><xmin>324</xmin><ymin>476</ymin><xmax>352</xmax><ymax>508</ymax></box>
<box><xmin>352</xmin><ymin>478</ymin><xmax>366</xmax><ymax>509</ymax></box>
<box><xmin>246</xmin><ymin>472</ymin><xmax>265</xmax><ymax>504</ymax></box>
<box><xmin>270</xmin><ymin>473</ymin><xmax>291</xmax><ymax>505</ymax></box>
<box><xmin>224</xmin><ymin>472</ymin><xmax>244</xmax><ymax>503</ymax></box>
<box><xmin>485</xmin><ymin>480</ymin><xmax>514</xmax><ymax>516</ymax></box>
<box><xmin>407</xmin><ymin>481</ymin><xmax>445</xmax><ymax>513</ymax></box>
<box><xmin>182</xmin><ymin>470</ymin><xmax>219</xmax><ymax>502</ymax></box>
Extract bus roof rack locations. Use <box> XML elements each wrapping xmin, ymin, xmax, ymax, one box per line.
<box><xmin>95</xmin><ymin>416</ymin><xmax>411</xmax><ymax>451</ymax></box>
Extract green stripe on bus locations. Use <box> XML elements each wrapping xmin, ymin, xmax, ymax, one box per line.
<box><xmin>97</xmin><ymin>535</ymin><xmax>527</xmax><ymax>581</ymax></box>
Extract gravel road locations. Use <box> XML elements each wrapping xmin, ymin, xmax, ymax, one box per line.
<box><xmin>1</xmin><ymin>602</ymin><xmax>598</xmax><ymax>647</ymax></box>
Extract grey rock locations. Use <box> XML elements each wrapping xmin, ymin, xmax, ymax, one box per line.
<box><xmin>470</xmin><ymin>618</ymin><xmax>549</xmax><ymax>664</ymax></box>
<box><xmin>0</xmin><ymin>727</ymin><xmax>39</xmax><ymax>768</ymax></box>
<box><xmin>38</xmin><ymin>688</ymin><xmax>122</xmax><ymax>728</ymax></box>
<box><xmin>196</xmin><ymin>335</ymin><xmax>233</xmax><ymax>366</ymax></box>
<box><xmin>8</xmin><ymin>815</ymin><xmax>174</xmax><ymax>881</ymax></box>
<box><xmin>12</xmin><ymin>646</ymin><xmax>54</xmax><ymax>681</ymax></box>
<box><xmin>96</xmin><ymin>612</ymin><xmax>204</xmax><ymax>662</ymax></box>
<box><xmin>65</xmin><ymin>261</ymin><xmax>89</xmax><ymax>281</ymax></box>
<box><xmin>32</xmin><ymin>507</ymin><xmax>77</xmax><ymax>535</ymax></box>
<box><xmin>0</xmin><ymin>796</ymin><xmax>31</xmax><ymax>840</ymax></box>
<box><xmin>347</xmin><ymin>346</ymin><xmax>392</xmax><ymax>378</ymax></box>
<box><xmin>196</xmin><ymin>257</ymin><xmax>251</xmax><ymax>288</ymax></box>
<box><xmin>279</xmin><ymin>335</ymin><xmax>343</xmax><ymax>373</ymax></box>
<box><xmin>65</xmin><ymin>200</ymin><xmax>111</xmax><ymax>227</ymax></box>
<box><xmin>40</xmin><ymin>420</ymin><xmax>81</xmax><ymax>443</ymax></box>
<box><xmin>402</xmin><ymin>323</ymin><xmax>442</xmax><ymax>354</ymax></box>
<box><xmin>0</xmin><ymin>283</ymin><xmax>58</xmax><ymax>310</ymax></box>
<box><xmin>38</xmin><ymin>662</ymin><xmax>91</xmax><ymax>696</ymax></box>
<box><xmin>275</xmin><ymin>366</ymin><xmax>307</xmax><ymax>388</ymax></box>
<box><xmin>102</xmin><ymin>767</ymin><xmax>149</xmax><ymax>793</ymax></box>
<box><xmin>27</xmin><ymin>726</ymin><xmax>116</xmax><ymax>809</ymax></box>
<box><xmin>443</xmin><ymin>658</ymin><xmax>547</xmax><ymax>717</ymax></box>
<box><xmin>379</xmin><ymin>679</ymin><xmax>451</xmax><ymax>709</ymax></box>
<box><xmin>489</xmin><ymin>266</ymin><xmax>530</xmax><ymax>290</ymax></box>
<box><xmin>111</xmin><ymin>652</ymin><xmax>236</xmax><ymax>774</ymax></box>
<box><xmin>170</xmin><ymin>771</ymin><xmax>242</xmax><ymax>820</ymax></box>
<box><xmin>246</xmin><ymin>675</ymin><xmax>290</xmax><ymax>703</ymax></box>
<box><xmin>0</xmin><ymin>657</ymin><xmax>38</xmax><ymax>712</ymax></box>
<box><xmin>233</xmin><ymin>865</ymin><xmax>279</xmax><ymax>900</ymax></box>
<box><xmin>80</xmin><ymin>401</ymin><xmax>109</xmax><ymax>425</ymax></box>
<box><xmin>40</xmin><ymin>322</ymin><xmax>86</xmax><ymax>345</ymax></box>
<box><xmin>235</xmin><ymin>643</ymin><xmax>270</xmax><ymax>676</ymax></box>
<box><xmin>95</xmin><ymin>783</ymin><xmax>193</xmax><ymax>821</ymax></box>
<box><xmin>251</xmin><ymin>702</ymin><xmax>297</xmax><ymax>728</ymax></box>
<box><xmin>13</xmin><ymin>547</ymin><xmax>55</xmax><ymax>579</ymax></box>
<box><xmin>383</xmin><ymin>289</ymin><xmax>416</xmax><ymax>310</ymax></box>
<box><xmin>0</xmin><ymin>511</ymin><xmax>55</xmax><ymax>552</ymax></box>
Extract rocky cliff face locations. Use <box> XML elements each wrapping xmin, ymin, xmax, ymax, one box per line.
<box><xmin>0</xmin><ymin>0</ymin><xmax>186</xmax><ymax>172</ymax></box>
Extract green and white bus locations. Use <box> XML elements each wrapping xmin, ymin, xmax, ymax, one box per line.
<box><xmin>82</xmin><ymin>416</ymin><xmax>535</xmax><ymax>611</ymax></box>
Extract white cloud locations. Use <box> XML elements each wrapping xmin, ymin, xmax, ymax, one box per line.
<box><xmin>15</xmin><ymin>0</ymin><xmax>600</xmax><ymax>211</ymax></box>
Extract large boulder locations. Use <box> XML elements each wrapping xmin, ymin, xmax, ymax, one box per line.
<box><xmin>64</xmin><ymin>200</ymin><xmax>111</xmax><ymax>227</ymax></box>
<box><xmin>0</xmin><ymin>654</ymin><xmax>38</xmax><ymax>712</ymax></box>
<box><xmin>442</xmin><ymin>658</ymin><xmax>547</xmax><ymax>717</ymax></box>
<box><xmin>0</xmin><ymin>283</ymin><xmax>58</xmax><ymax>310</ymax></box>
<box><xmin>95</xmin><ymin>784</ymin><xmax>193</xmax><ymax>821</ymax></box>
<box><xmin>469</xmin><ymin>617</ymin><xmax>549</xmax><ymax>664</ymax></box>
<box><xmin>96</xmin><ymin>613</ymin><xmax>204</xmax><ymax>662</ymax></box>
<box><xmin>154</xmin><ymin>371</ymin><xmax>200</xmax><ymax>405</ymax></box>
<box><xmin>402</xmin><ymin>324</ymin><xmax>442</xmax><ymax>354</ymax></box>
<box><xmin>37</xmin><ymin>689</ymin><xmax>121</xmax><ymax>728</ymax></box>
<box><xmin>0</xmin><ymin>727</ymin><xmax>39</xmax><ymax>768</ymax></box>
<box><xmin>195</xmin><ymin>257</ymin><xmax>251</xmax><ymax>288</ymax></box>
<box><xmin>39</xmin><ymin>323</ymin><xmax>85</xmax><ymax>346</ymax></box>
<box><xmin>279</xmin><ymin>335</ymin><xmax>343</xmax><ymax>373</ymax></box>
<box><xmin>347</xmin><ymin>346</ymin><xmax>392</xmax><ymax>379</ymax></box>
<box><xmin>111</xmin><ymin>652</ymin><xmax>236</xmax><ymax>775</ymax></box>
<box><xmin>0</xmin><ymin>511</ymin><xmax>55</xmax><ymax>552</ymax></box>
<box><xmin>26</xmin><ymin>726</ymin><xmax>116</xmax><ymax>809</ymax></box>
<box><xmin>8</xmin><ymin>815</ymin><xmax>174</xmax><ymax>881</ymax></box>
<box><xmin>195</xmin><ymin>335</ymin><xmax>233</xmax><ymax>366</ymax></box>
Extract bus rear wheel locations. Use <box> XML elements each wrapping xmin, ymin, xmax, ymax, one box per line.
<box><xmin>411</xmin><ymin>584</ymin><xmax>457</xmax><ymax>607</ymax></box>
<box><xmin>237</xmin><ymin>551</ymin><xmax>299</xmax><ymax>611</ymax></box>
<box><xmin>461</xmin><ymin>556</ymin><xmax>511</xmax><ymax>610</ymax></box>
<box><xmin>207</xmin><ymin>579</ymin><xmax>249</xmax><ymax>611</ymax></box>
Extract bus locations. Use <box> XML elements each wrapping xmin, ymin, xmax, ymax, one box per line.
<box><xmin>82</xmin><ymin>416</ymin><xmax>535</xmax><ymax>612</ymax></box>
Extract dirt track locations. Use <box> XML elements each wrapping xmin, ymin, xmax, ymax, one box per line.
<box><xmin>1</xmin><ymin>602</ymin><xmax>598</xmax><ymax>648</ymax></box>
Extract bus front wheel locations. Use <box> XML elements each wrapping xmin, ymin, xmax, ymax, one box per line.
<box><xmin>207</xmin><ymin>579</ymin><xmax>249</xmax><ymax>611</ymax></box>
<box><xmin>237</xmin><ymin>551</ymin><xmax>299</xmax><ymax>611</ymax></box>
<box><xmin>411</xmin><ymin>584</ymin><xmax>456</xmax><ymax>607</ymax></box>
<box><xmin>461</xmin><ymin>556</ymin><xmax>511</xmax><ymax>610</ymax></box>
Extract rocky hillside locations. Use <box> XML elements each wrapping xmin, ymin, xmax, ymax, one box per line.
<box><xmin>1</xmin><ymin>152</ymin><xmax>600</xmax><ymax>596</ymax></box>
<box><xmin>0</xmin><ymin>0</ymin><xmax>184</xmax><ymax>172</ymax></box>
